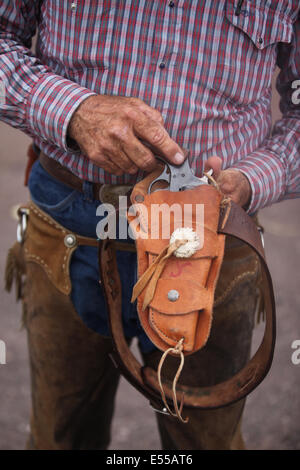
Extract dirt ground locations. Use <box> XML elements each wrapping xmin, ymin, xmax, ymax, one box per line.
<box><xmin>0</xmin><ymin>85</ymin><xmax>299</xmax><ymax>450</ymax></box>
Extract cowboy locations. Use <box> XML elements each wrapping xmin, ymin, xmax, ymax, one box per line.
<box><xmin>1</xmin><ymin>1</ymin><xmax>299</xmax><ymax>450</ymax></box>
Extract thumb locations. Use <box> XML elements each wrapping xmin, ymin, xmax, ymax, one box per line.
<box><xmin>204</xmin><ymin>156</ymin><xmax>222</xmax><ymax>178</ymax></box>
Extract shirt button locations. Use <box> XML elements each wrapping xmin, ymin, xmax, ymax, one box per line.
<box><xmin>159</xmin><ymin>62</ymin><xmax>166</xmax><ymax>69</ymax></box>
<box><xmin>168</xmin><ymin>1</ymin><xmax>175</xmax><ymax>7</ymax></box>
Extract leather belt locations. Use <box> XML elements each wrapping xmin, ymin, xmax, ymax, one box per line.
<box><xmin>39</xmin><ymin>151</ymin><xmax>132</xmax><ymax>204</ymax></box>
<box><xmin>39</xmin><ymin>151</ymin><xmax>103</xmax><ymax>200</ymax></box>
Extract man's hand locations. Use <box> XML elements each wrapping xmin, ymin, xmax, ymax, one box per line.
<box><xmin>204</xmin><ymin>156</ymin><xmax>252</xmax><ymax>208</ymax></box>
<box><xmin>68</xmin><ymin>95</ymin><xmax>185</xmax><ymax>176</ymax></box>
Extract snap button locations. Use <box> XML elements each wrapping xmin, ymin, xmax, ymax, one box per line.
<box><xmin>159</xmin><ymin>62</ymin><xmax>166</xmax><ymax>69</ymax></box>
<box><xmin>64</xmin><ymin>234</ymin><xmax>77</xmax><ymax>248</ymax></box>
<box><xmin>168</xmin><ymin>289</ymin><xmax>179</xmax><ymax>302</ymax></box>
<box><xmin>134</xmin><ymin>194</ymin><xmax>144</xmax><ymax>202</ymax></box>
<box><xmin>168</xmin><ymin>1</ymin><xmax>175</xmax><ymax>7</ymax></box>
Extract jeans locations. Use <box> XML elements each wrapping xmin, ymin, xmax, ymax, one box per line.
<box><xmin>28</xmin><ymin>159</ymin><xmax>156</xmax><ymax>353</ymax></box>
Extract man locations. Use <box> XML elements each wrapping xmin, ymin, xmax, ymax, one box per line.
<box><xmin>1</xmin><ymin>1</ymin><xmax>299</xmax><ymax>450</ymax></box>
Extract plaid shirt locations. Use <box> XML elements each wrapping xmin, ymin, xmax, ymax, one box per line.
<box><xmin>0</xmin><ymin>1</ymin><xmax>299</xmax><ymax>213</ymax></box>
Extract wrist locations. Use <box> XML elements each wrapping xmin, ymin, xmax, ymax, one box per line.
<box><xmin>26</xmin><ymin>72</ymin><xmax>96</xmax><ymax>153</ymax></box>
<box><xmin>68</xmin><ymin>94</ymin><xmax>99</xmax><ymax>141</ymax></box>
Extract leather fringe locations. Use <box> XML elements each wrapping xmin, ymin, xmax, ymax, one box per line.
<box><xmin>5</xmin><ymin>243</ymin><xmax>23</xmax><ymax>299</ymax></box>
<box><xmin>4</xmin><ymin>242</ymin><xmax>27</xmax><ymax>327</ymax></box>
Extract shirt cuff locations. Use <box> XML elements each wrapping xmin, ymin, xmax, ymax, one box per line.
<box><xmin>26</xmin><ymin>72</ymin><xmax>96</xmax><ymax>153</ymax></box>
<box><xmin>230</xmin><ymin>149</ymin><xmax>286</xmax><ymax>214</ymax></box>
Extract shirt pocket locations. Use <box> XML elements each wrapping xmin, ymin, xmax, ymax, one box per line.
<box><xmin>213</xmin><ymin>0</ymin><xmax>294</xmax><ymax>105</ymax></box>
<box><xmin>46</xmin><ymin>0</ymin><xmax>117</xmax><ymax>72</ymax></box>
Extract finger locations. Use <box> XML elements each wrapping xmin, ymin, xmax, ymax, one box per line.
<box><xmin>216</xmin><ymin>169</ymin><xmax>251</xmax><ymax>207</ymax></box>
<box><xmin>103</xmin><ymin>156</ymin><xmax>126</xmax><ymax>176</ymax></box>
<box><xmin>121</xmin><ymin>134</ymin><xmax>158</xmax><ymax>172</ymax></box>
<box><xmin>133</xmin><ymin>119</ymin><xmax>185</xmax><ymax>166</ymax></box>
<box><xmin>107</xmin><ymin>147</ymin><xmax>139</xmax><ymax>174</ymax></box>
<box><xmin>102</xmin><ymin>163</ymin><xmax>124</xmax><ymax>176</ymax></box>
<box><xmin>90</xmin><ymin>152</ymin><xmax>124</xmax><ymax>176</ymax></box>
<box><xmin>103</xmin><ymin>118</ymin><xmax>156</xmax><ymax>172</ymax></box>
<box><xmin>140</xmin><ymin>106</ymin><xmax>164</xmax><ymax>125</ymax></box>
<box><xmin>129</xmin><ymin>97</ymin><xmax>164</xmax><ymax>125</ymax></box>
<box><xmin>89</xmin><ymin>132</ymin><xmax>138</xmax><ymax>174</ymax></box>
<box><xmin>204</xmin><ymin>156</ymin><xmax>222</xmax><ymax>177</ymax></box>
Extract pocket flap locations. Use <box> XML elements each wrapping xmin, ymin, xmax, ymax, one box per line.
<box><xmin>225</xmin><ymin>0</ymin><xmax>293</xmax><ymax>49</ymax></box>
<box><xmin>149</xmin><ymin>279</ymin><xmax>209</xmax><ymax>315</ymax></box>
<box><xmin>24</xmin><ymin>202</ymin><xmax>98</xmax><ymax>295</ymax></box>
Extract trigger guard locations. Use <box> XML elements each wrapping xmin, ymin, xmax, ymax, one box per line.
<box><xmin>148</xmin><ymin>180</ymin><xmax>170</xmax><ymax>194</ymax></box>
<box><xmin>148</xmin><ymin>163</ymin><xmax>170</xmax><ymax>194</ymax></box>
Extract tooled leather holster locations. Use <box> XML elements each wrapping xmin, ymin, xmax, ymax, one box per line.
<box><xmin>98</xmin><ymin>163</ymin><xmax>276</xmax><ymax>421</ymax></box>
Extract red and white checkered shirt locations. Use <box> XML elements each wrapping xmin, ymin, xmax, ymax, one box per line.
<box><xmin>0</xmin><ymin>0</ymin><xmax>299</xmax><ymax>213</ymax></box>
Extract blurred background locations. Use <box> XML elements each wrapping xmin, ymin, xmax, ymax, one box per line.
<box><xmin>0</xmin><ymin>73</ymin><xmax>299</xmax><ymax>450</ymax></box>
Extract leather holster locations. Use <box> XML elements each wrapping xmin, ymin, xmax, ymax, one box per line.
<box><xmin>129</xmin><ymin>172</ymin><xmax>226</xmax><ymax>356</ymax></box>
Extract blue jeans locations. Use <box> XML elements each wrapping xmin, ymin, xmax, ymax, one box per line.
<box><xmin>28</xmin><ymin>160</ymin><xmax>156</xmax><ymax>353</ymax></box>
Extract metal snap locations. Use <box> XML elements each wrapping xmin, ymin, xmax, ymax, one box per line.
<box><xmin>134</xmin><ymin>194</ymin><xmax>144</xmax><ymax>203</ymax></box>
<box><xmin>64</xmin><ymin>234</ymin><xmax>77</xmax><ymax>248</ymax></box>
<box><xmin>168</xmin><ymin>289</ymin><xmax>179</xmax><ymax>302</ymax></box>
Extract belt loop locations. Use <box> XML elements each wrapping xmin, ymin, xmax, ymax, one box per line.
<box><xmin>82</xmin><ymin>180</ymin><xmax>94</xmax><ymax>202</ymax></box>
